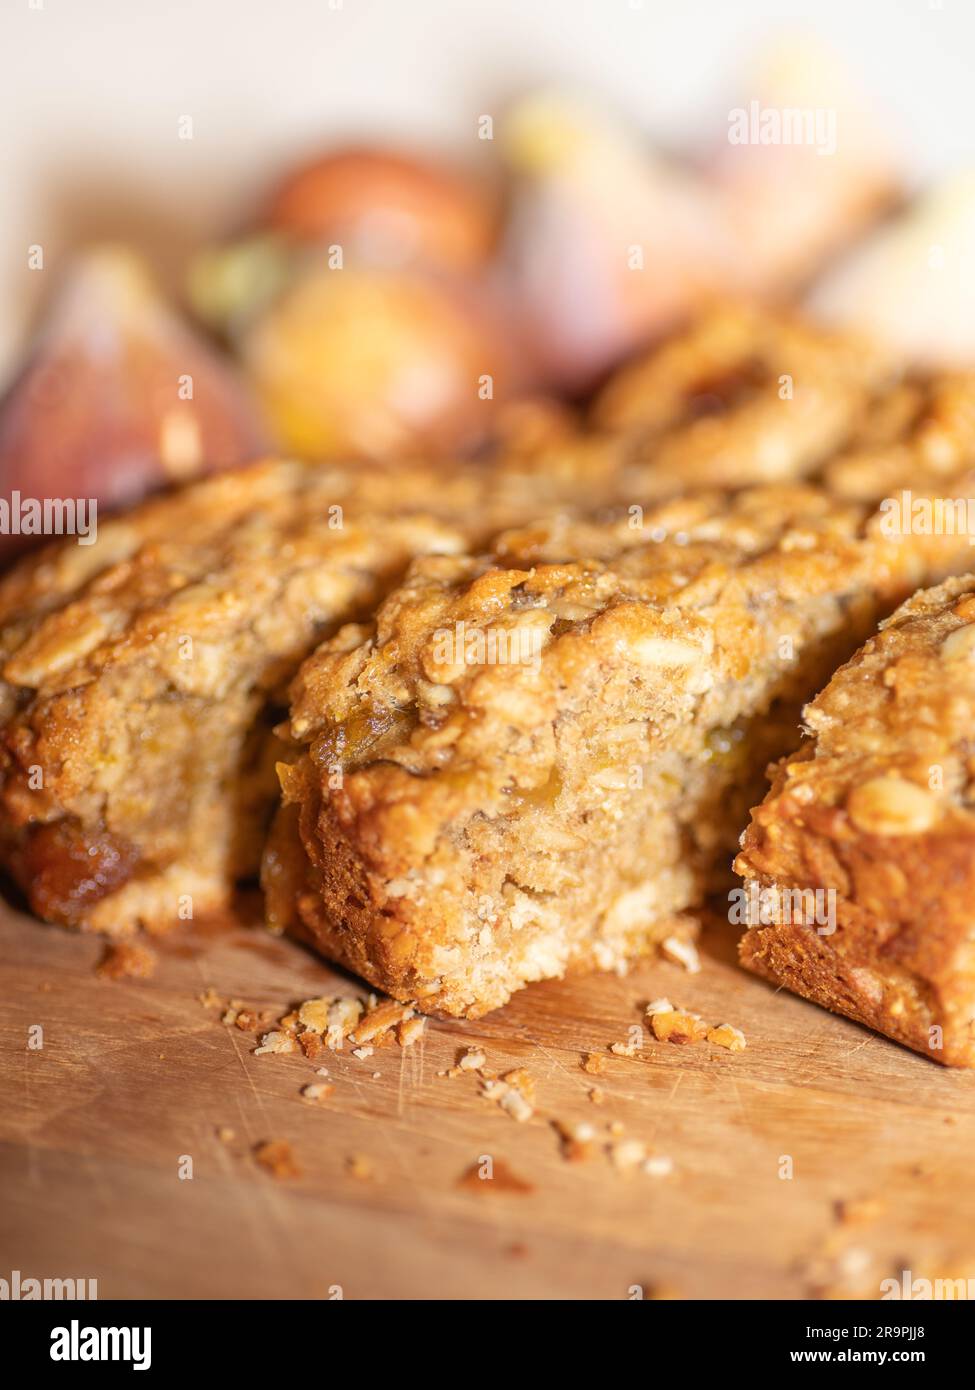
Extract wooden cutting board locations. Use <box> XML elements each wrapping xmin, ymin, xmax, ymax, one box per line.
<box><xmin>3</xmin><ymin>895</ymin><xmax>975</xmax><ymax>1301</ymax></box>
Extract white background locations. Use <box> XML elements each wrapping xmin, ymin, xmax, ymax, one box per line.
<box><xmin>1</xmin><ymin>0</ymin><xmax>973</xmax><ymax>379</ymax></box>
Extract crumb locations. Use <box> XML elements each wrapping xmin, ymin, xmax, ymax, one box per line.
<box><xmin>459</xmin><ymin>1047</ymin><xmax>486</xmax><ymax>1071</ymax></box>
<box><xmin>233</xmin><ymin>1009</ymin><xmax>268</xmax><ymax>1033</ymax></box>
<box><xmin>254</xmin><ymin>1139</ymin><xmax>300</xmax><ymax>1179</ymax></box>
<box><xmin>502</xmin><ymin>1068</ymin><xmax>536</xmax><ymax>1105</ymax></box>
<box><xmin>97</xmin><ymin>942</ymin><xmax>157</xmax><ymax>981</ymax></box>
<box><xmin>582</xmin><ymin>1052</ymin><xmax>606</xmax><ymax>1075</ymax></box>
<box><xmin>254</xmin><ymin>1030</ymin><xmax>298</xmax><ymax>1056</ymax></box>
<box><xmin>372</xmin><ymin>1070</ymin><xmax>381</xmax><ymax>1079</ymax></box>
<box><xmin>611</xmin><ymin>1139</ymin><xmax>646</xmax><ymax>1171</ymax></box>
<box><xmin>836</xmin><ymin>1197</ymin><xmax>885</xmax><ymax>1226</ymax></box>
<box><xmin>661</xmin><ymin>935</ymin><xmax>702</xmax><ymax>974</ymax></box>
<box><xmin>588</xmin><ymin>1087</ymin><xmax>606</xmax><ymax>1106</ymax></box>
<box><xmin>301</xmin><ymin>1081</ymin><xmax>335</xmax><ymax>1103</ymax></box>
<box><xmin>351</xmin><ymin>1045</ymin><xmax>374</xmax><ymax>1060</ymax></box>
<box><xmin>651</xmin><ymin>1010</ymin><xmax>709</xmax><ymax>1045</ymax></box>
<box><xmin>296</xmin><ymin>997</ymin><xmax>332</xmax><ymax>1033</ymax></box>
<box><xmin>610</xmin><ymin>1039</ymin><xmax>639</xmax><ymax>1057</ymax></box>
<box><xmin>350</xmin><ymin>999</ymin><xmax>415</xmax><ymax>1045</ymax></box>
<box><xmin>299</xmin><ymin>1031</ymin><xmax>325</xmax><ymax>1060</ymax></box>
<box><xmin>837</xmin><ymin>1246</ymin><xmax>873</xmax><ymax>1279</ymax></box>
<box><xmin>347</xmin><ymin>1154</ymin><xmax>375</xmax><ymax>1181</ymax></box>
<box><xmin>499</xmin><ymin>1088</ymin><xmax>534</xmax><ymax>1123</ymax></box>
<box><xmin>216</xmin><ymin>1126</ymin><xmax>235</xmax><ymax>1144</ymax></box>
<box><xmin>643</xmin><ymin>1154</ymin><xmax>674</xmax><ymax>1178</ymax></box>
<box><xmin>316</xmin><ymin>1066</ymin><xmax>329</xmax><ymax>1077</ymax></box>
<box><xmin>608</xmin><ymin>1119</ymin><xmax>625</xmax><ymax>1137</ymax></box>
<box><xmin>398</xmin><ymin>1016</ymin><xmax>426</xmax><ymax>1047</ymax></box>
<box><xmin>644</xmin><ymin>998</ymin><xmax>674</xmax><ymax>1017</ymax></box>
<box><xmin>457</xmin><ymin>1158</ymin><xmax>534</xmax><ymax>1194</ymax></box>
<box><xmin>707</xmin><ymin>1023</ymin><xmax>747</xmax><ymax>1053</ymax></box>
<box><xmin>199</xmin><ymin>987</ymin><xmax>223</xmax><ymax>1010</ymax></box>
<box><xmin>554</xmin><ymin>1120</ymin><xmax>596</xmax><ymax>1162</ymax></box>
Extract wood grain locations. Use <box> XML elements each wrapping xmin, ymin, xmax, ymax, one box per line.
<box><xmin>3</xmin><ymin>897</ymin><xmax>975</xmax><ymax>1300</ymax></box>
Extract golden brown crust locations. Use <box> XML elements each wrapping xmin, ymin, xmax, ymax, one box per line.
<box><xmin>590</xmin><ymin>303</ymin><xmax>896</xmax><ymax>492</ymax></box>
<box><xmin>270</xmin><ymin>484</ymin><xmax>975</xmax><ymax>1017</ymax></box>
<box><xmin>736</xmin><ymin>575</ymin><xmax>975</xmax><ymax>1065</ymax></box>
<box><xmin>824</xmin><ymin>374</ymin><xmax>975</xmax><ymax>502</ymax></box>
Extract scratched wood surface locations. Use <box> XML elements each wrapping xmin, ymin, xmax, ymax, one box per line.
<box><xmin>3</xmin><ymin>895</ymin><xmax>975</xmax><ymax>1301</ymax></box>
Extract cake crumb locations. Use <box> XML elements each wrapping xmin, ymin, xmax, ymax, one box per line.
<box><xmin>661</xmin><ymin>935</ymin><xmax>702</xmax><ymax>974</ymax></box>
<box><xmin>216</xmin><ymin>1126</ymin><xmax>235</xmax><ymax>1144</ymax></box>
<box><xmin>347</xmin><ymin>1154</ymin><xmax>376</xmax><ymax>1181</ymax></box>
<box><xmin>350</xmin><ymin>999</ymin><xmax>415</xmax><ymax>1045</ymax></box>
<box><xmin>836</xmin><ymin>1196</ymin><xmax>885</xmax><ymax>1226</ymax></box>
<box><xmin>500</xmin><ymin>1088</ymin><xmax>534</xmax><ymax>1123</ymax></box>
<box><xmin>351</xmin><ymin>1045</ymin><xmax>374</xmax><ymax>1060</ymax></box>
<box><xmin>643</xmin><ymin>1154</ymin><xmax>675</xmax><ymax>1178</ymax></box>
<box><xmin>299</xmin><ymin>1031</ymin><xmax>326</xmax><ymax>1060</ymax></box>
<box><xmin>611</xmin><ymin>1139</ymin><xmax>647</xmax><ymax>1171</ymax></box>
<box><xmin>398</xmin><ymin>1016</ymin><xmax>426</xmax><ymax>1047</ymax></box>
<box><xmin>645</xmin><ymin>998</ymin><xmax>674</xmax><ymax>1017</ymax></box>
<box><xmin>459</xmin><ymin>1047</ymin><xmax>486</xmax><ymax>1071</ymax></box>
<box><xmin>610</xmin><ymin>1039</ymin><xmax>639</xmax><ymax>1058</ymax></box>
<box><xmin>588</xmin><ymin>1087</ymin><xmax>606</xmax><ymax>1106</ymax></box>
<box><xmin>651</xmin><ymin>1010</ymin><xmax>709</xmax><ymax>1045</ymax></box>
<box><xmin>707</xmin><ymin>1022</ymin><xmax>747</xmax><ymax>1052</ymax></box>
<box><xmin>97</xmin><ymin>942</ymin><xmax>157</xmax><ymax>981</ymax></box>
<box><xmin>582</xmin><ymin>1052</ymin><xmax>606</xmax><ymax>1075</ymax></box>
<box><xmin>502</xmin><ymin>1068</ymin><xmax>537</xmax><ymax>1106</ymax></box>
<box><xmin>254</xmin><ymin>1139</ymin><xmax>300</xmax><ymax>1179</ymax></box>
<box><xmin>301</xmin><ymin>1082</ymin><xmax>334</xmax><ymax>1103</ymax></box>
<box><xmin>254</xmin><ymin>1029</ymin><xmax>298</xmax><ymax>1056</ymax></box>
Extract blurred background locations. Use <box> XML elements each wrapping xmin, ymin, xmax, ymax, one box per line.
<box><xmin>2</xmin><ymin>0</ymin><xmax>972</xmax><ymax>379</ymax></box>
<box><xmin>3</xmin><ymin>0</ymin><xmax>975</xmax><ymax>555</ymax></box>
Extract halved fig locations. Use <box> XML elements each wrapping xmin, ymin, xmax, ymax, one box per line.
<box><xmin>0</xmin><ymin>246</ymin><xmax>268</xmax><ymax>561</ymax></box>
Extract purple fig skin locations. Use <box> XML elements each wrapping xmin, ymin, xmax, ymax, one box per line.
<box><xmin>0</xmin><ymin>247</ymin><xmax>269</xmax><ymax>563</ymax></box>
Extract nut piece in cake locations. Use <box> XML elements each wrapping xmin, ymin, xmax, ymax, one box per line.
<box><xmin>736</xmin><ymin>575</ymin><xmax>975</xmax><ymax>1066</ymax></box>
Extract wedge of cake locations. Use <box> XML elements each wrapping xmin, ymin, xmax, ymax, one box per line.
<box><xmin>265</xmin><ymin>484</ymin><xmax>974</xmax><ymax>1018</ymax></box>
<box><xmin>736</xmin><ymin>575</ymin><xmax>975</xmax><ymax>1066</ymax></box>
<box><xmin>0</xmin><ymin>456</ymin><xmax>622</xmax><ymax>935</ymax></box>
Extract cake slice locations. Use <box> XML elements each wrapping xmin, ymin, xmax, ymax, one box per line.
<box><xmin>0</xmin><ymin>455</ymin><xmax>622</xmax><ymax>936</ymax></box>
<box><xmin>736</xmin><ymin>574</ymin><xmax>975</xmax><ymax>1066</ymax></box>
<box><xmin>265</xmin><ymin>484</ymin><xmax>972</xmax><ymax>1018</ymax></box>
